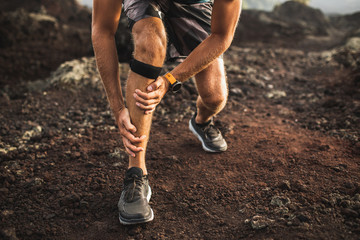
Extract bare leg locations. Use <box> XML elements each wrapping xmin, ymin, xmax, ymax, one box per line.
<box><xmin>126</xmin><ymin>17</ymin><xmax>166</xmax><ymax>175</ymax></box>
<box><xmin>194</xmin><ymin>58</ymin><xmax>228</xmax><ymax>124</ymax></box>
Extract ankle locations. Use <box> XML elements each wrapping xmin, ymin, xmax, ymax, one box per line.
<box><xmin>128</xmin><ymin>165</ymin><xmax>147</xmax><ymax>175</ymax></box>
<box><xmin>195</xmin><ymin>114</ymin><xmax>211</xmax><ymax>125</ymax></box>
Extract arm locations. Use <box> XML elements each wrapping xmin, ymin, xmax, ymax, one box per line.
<box><xmin>134</xmin><ymin>0</ymin><xmax>242</xmax><ymax>112</ymax></box>
<box><xmin>171</xmin><ymin>0</ymin><xmax>242</xmax><ymax>81</ymax></box>
<box><xmin>92</xmin><ymin>0</ymin><xmax>123</xmax><ymax>113</ymax></box>
<box><xmin>92</xmin><ymin>0</ymin><xmax>145</xmax><ymax>156</ymax></box>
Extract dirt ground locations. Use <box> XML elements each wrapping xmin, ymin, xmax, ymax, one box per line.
<box><xmin>1</xmin><ymin>42</ymin><xmax>360</xmax><ymax>240</ymax></box>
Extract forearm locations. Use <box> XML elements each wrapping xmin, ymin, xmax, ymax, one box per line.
<box><xmin>170</xmin><ymin>33</ymin><xmax>232</xmax><ymax>82</ymax></box>
<box><xmin>171</xmin><ymin>0</ymin><xmax>241</xmax><ymax>82</ymax></box>
<box><xmin>92</xmin><ymin>31</ymin><xmax>125</xmax><ymax>114</ymax></box>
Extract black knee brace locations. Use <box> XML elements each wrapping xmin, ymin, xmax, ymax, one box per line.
<box><xmin>130</xmin><ymin>58</ymin><xmax>162</xmax><ymax>79</ymax></box>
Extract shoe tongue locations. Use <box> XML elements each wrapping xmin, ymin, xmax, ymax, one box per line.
<box><xmin>206</xmin><ymin>125</ymin><xmax>219</xmax><ymax>138</ymax></box>
<box><xmin>126</xmin><ymin>167</ymin><xmax>143</xmax><ymax>178</ymax></box>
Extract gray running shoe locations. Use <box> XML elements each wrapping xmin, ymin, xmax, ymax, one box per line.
<box><xmin>189</xmin><ymin>113</ymin><xmax>227</xmax><ymax>152</ymax></box>
<box><xmin>118</xmin><ymin>167</ymin><xmax>154</xmax><ymax>225</ymax></box>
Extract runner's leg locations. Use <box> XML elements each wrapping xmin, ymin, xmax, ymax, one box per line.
<box><xmin>194</xmin><ymin>58</ymin><xmax>228</xmax><ymax>124</ymax></box>
<box><xmin>126</xmin><ymin>17</ymin><xmax>167</xmax><ymax>174</ymax></box>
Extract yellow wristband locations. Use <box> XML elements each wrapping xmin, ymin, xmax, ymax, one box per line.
<box><xmin>164</xmin><ymin>72</ymin><xmax>177</xmax><ymax>85</ymax></box>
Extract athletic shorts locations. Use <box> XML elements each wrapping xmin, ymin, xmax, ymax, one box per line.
<box><xmin>123</xmin><ymin>0</ymin><xmax>213</xmax><ymax>61</ymax></box>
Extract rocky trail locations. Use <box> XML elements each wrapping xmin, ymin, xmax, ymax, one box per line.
<box><xmin>1</xmin><ymin>1</ymin><xmax>360</xmax><ymax>239</ymax></box>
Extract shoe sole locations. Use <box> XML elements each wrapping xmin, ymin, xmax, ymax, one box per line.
<box><xmin>119</xmin><ymin>186</ymin><xmax>154</xmax><ymax>225</ymax></box>
<box><xmin>189</xmin><ymin>119</ymin><xmax>227</xmax><ymax>153</ymax></box>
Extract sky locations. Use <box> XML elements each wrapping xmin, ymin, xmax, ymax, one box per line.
<box><xmin>80</xmin><ymin>0</ymin><xmax>360</xmax><ymax>14</ymax></box>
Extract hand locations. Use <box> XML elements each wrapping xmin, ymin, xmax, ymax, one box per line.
<box><xmin>133</xmin><ymin>76</ymin><xmax>169</xmax><ymax>114</ymax></box>
<box><xmin>115</xmin><ymin>108</ymin><xmax>146</xmax><ymax>157</ymax></box>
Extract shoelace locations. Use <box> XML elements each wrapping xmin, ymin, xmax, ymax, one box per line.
<box><xmin>202</xmin><ymin>123</ymin><xmax>220</xmax><ymax>139</ymax></box>
<box><xmin>124</xmin><ymin>174</ymin><xmax>144</xmax><ymax>202</ymax></box>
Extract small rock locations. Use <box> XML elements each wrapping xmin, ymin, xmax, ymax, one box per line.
<box><xmin>109</xmin><ymin>148</ymin><xmax>126</xmax><ymax>160</ymax></box>
<box><xmin>271</xmin><ymin>195</ymin><xmax>291</xmax><ymax>207</ymax></box>
<box><xmin>340</xmin><ymin>200</ymin><xmax>351</xmax><ymax>208</ymax></box>
<box><xmin>44</xmin><ymin>213</ymin><xmax>56</xmax><ymax>220</ymax></box>
<box><xmin>274</xmin><ymin>206</ymin><xmax>289</xmax><ymax>215</ymax></box>
<box><xmin>352</xmin><ymin>202</ymin><xmax>360</xmax><ymax>210</ymax></box>
<box><xmin>249</xmin><ymin>78</ymin><xmax>266</xmax><ymax>88</ymax></box>
<box><xmin>227</xmin><ymin>64</ymin><xmax>241</xmax><ymax>73</ymax></box>
<box><xmin>0</xmin><ymin>210</ymin><xmax>14</xmax><ymax>217</ymax></box>
<box><xmin>297</xmin><ymin>213</ymin><xmax>311</xmax><ymax>222</ymax></box>
<box><xmin>293</xmin><ymin>180</ymin><xmax>307</xmax><ymax>192</ymax></box>
<box><xmin>249</xmin><ymin>215</ymin><xmax>275</xmax><ymax>230</ymax></box>
<box><xmin>345</xmin><ymin>37</ymin><xmax>360</xmax><ymax>51</ymax></box>
<box><xmin>278</xmin><ymin>180</ymin><xmax>291</xmax><ymax>191</ymax></box>
<box><xmin>112</xmin><ymin>162</ymin><xmax>123</xmax><ymax>167</ymax></box>
<box><xmin>318</xmin><ymin>144</ymin><xmax>330</xmax><ymax>151</ymax></box>
<box><xmin>33</xmin><ymin>178</ymin><xmax>44</xmax><ymax>186</ymax></box>
<box><xmin>287</xmin><ymin>218</ymin><xmax>300</xmax><ymax>226</ymax></box>
<box><xmin>22</xmin><ymin>126</ymin><xmax>42</xmax><ymax>141</ymax></box>
<box><xmin>341</xmin><ymin>208</ymin><xmax>359</xmax><ymax>218</ymax></box>
<box><xmin>230</xmin><ymin>88</ymin><xmax>244</xmax><ymax>97</ymax></box>
<box><xmin>265</xmin><ymin>90</ymin><xmax>287</xmax><ymax>99</ymax></box>
<box><xmin>353</xmin><ymin>193</ymin><xmax>360</xmax><ymax>202</ymax></box>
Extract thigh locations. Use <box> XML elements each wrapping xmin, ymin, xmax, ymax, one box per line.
<box><xmin>163</xmin><ymin>1</ymin><xmax>213</xmax><ymax>61</ymax></box>
<box><xmin>194</xmin><ymin>58</ymin><xmax>227</xmax><ymax>99</ymax></box>
<box><xmin>123</xmin><ymin>0</ymin><xmax>161</xmax><ymax>30</ymax></box>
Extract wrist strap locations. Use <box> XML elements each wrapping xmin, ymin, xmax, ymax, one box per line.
<box><xmin>163</xmin><ymin>72</ymin><xmax>177</xmax><ymax>85</ymax></box>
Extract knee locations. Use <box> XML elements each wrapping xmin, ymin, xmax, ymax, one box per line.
<box><xmin>132</xmin><ymin>19</ymin><xmax>166</xmax><ymax>63</ymax></box>
<box><xmin>201</xmin><ymin>90</ymin><xmax>228</xmax><ymax>112</ymax></box>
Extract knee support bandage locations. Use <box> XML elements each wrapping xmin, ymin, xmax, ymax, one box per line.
<box><xmin>130</xmin><ymin>58</ymin><xmax>162</xmax><ymax>79</ymax></box>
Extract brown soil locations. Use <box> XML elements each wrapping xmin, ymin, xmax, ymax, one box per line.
<box><xmin>1</xmin><ymin>44</ymin><xmax>360</xmax><ymax>239</ymax></box>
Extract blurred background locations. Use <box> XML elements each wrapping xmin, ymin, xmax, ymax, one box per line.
<box><xmin>1</xmin><ymin>0</ymin><xmax>359</xmax><ymax>87</ymax></box>
<box><xmin>1</xmin><ymin>1</ymin><xmax>360</xmax><ymax>239</ymax></box>
<box><xmin>80</xmin><ymin>0</ymin><xmax>360</xmax><ymax>14</ymax></box>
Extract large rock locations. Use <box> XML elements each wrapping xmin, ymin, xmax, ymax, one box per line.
<box><xmin>273</xmin><ymin>1</ymin><xmax>331</xmax><ymax>36</ymax></box>
<box><xmin>234</xmin><ymin>1</ymin><xmax>336</xmax><ymax>48</ymax></box>
<box><xmin>46</xmin><ymin>57</ymin><xmax>130</xmax><ymax>90</ymax></box>
<box><xmin>0</xmin><ymin>0</ymin><xmax>90</xmax><ymax>25</ymax></box>
<box><xmin>330</xmin><ymin>12</ymin><xmax>360</xmax><ymax>32</ymax></box>
<box><xmin>0</xmin><ymin>6</ymin><xmax>92</xmax><ymax>86</ymax></box>
<box><xmin>0</xmin><ymin>0</ymin><xmax>133</xmax><ymax>87</ymax></box>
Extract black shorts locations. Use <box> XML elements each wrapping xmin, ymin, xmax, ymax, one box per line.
<box><xmin>123</xmin><ymin>0</ymin><xmax>213</xmax><ymax>61</ymax></box>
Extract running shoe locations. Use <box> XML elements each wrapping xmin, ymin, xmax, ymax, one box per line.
<box><xmin>118</xmin><ymin>167</ymin><xmax>154</xmax><ymax>225</ymax></box>
<box><xmin>189</xmin><ymin>113</ymin><xmax>227</xmax><ymax>152</ymax></box>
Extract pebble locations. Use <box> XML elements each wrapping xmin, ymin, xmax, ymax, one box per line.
<box><xmin>341</xmin><ymin>208</ymin><xmax>359</xmax><ymax>218</ymax></box>
<box><xmin>297</xmin><ymin>213</ymin><xmax>311</xmax><ymax>222</ymax></box>
<box><xmin>353</xmin><ymin>193</ymin><xmax>360</xmax><ymax>202</ymax></box>
<box><xmin>265</xmin><ymin>90</ymin><xmax>287</xmax><ymax>99</ymax></box>
<box><xmin>22</xmin><ymin>126</ymin><xmax>42</xmax><ymax>141</ymax></box>
<box><xmin>270</xmin><ymin>195</ymin><xmax>291</xmax><ymax>207</ymax></box>
<box><xmin>230</xmin><ymin>88</ymin><xmax>244</xmax><ymax>97</ymax></box>
<box><xmin>248</xmin><ymin>215</ymin><xmax>275</xmax><ymax>230</ymax></box>
<box><xmin>249</xmin><ymin>78</ymin><xmax>266</xmax><ymax>88</ymax></box>
<box><xmin>278</xmin><ymin>180</ymin><xmax>291</xmax><ymax>191</ymax></box>
<box><xmin>274</xmin><ymin>206</ymin><xmax>289</xmax><ymax>215</ymax></box>
<box><xmin>340</xmin><ymin>200</ymin><xmax>351</xmax><ymax>208</ymax></box>
<box><xmin>0</xmin><ymin>210</ymin><xmax>14</xmax><ymax>217</ymax></box>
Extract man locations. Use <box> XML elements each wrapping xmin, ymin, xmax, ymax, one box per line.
<box><xmin>92</xmin><ymin>0</ymin><xmax>241</xmax><ymax>224</ymax></box>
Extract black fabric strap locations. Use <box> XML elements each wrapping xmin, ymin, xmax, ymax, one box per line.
<box><xmin>130</xmin><ymin>59</ymin><xmax>162</xmax><ymax>79</ymax></box>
